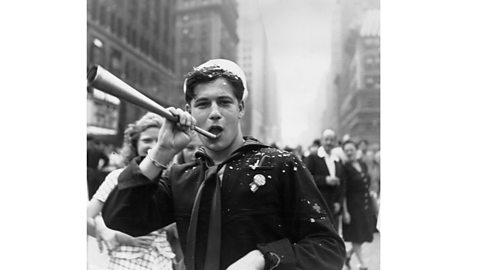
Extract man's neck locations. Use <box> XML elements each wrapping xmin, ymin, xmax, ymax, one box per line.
<box><xmin>206</xmin><ymin>134</ymin><xmax>245</xmax><ymax>165</ymax></box>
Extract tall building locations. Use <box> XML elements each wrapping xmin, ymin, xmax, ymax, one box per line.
<box><xmin>87</xmin><ymin>0</ymin><xmax>177</xmax><ymax>145</ymax></box>
<box><xmin>325</xmin><ymin>0</ymin><xmax>380</xmax><ymax>144</ymax></box>
<box><xmin>174</xmin><ymin>0</ymin><xmax>239</xmax><ymax>79</ymax></box>
<box><xmin>339</xmin><ymin>9</ymin><xmax>380</xmax><ymax>143</ymax></box>
<box><xmin>237</xmin><ymin>0</ymin><xmax>279</xmax><ymax>144</ymax></box>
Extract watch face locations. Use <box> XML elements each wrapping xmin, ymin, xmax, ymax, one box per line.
<box><xmin>266</xmin><ymin>252</ymin><xmax>281</xmax><ymax>269</ymax></box>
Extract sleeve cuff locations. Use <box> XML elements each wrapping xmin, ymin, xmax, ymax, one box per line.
<box><xmin>117</xmin><ymin>157</ymin><xmax>162</xmax><ymax>189</ymax></box>
<box><xmin>257</xmin><ymin>238</ymin><xmax>296</xmax><ymax>270</ymax></box>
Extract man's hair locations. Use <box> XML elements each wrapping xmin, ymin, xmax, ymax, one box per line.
<box><xmin>322</xmin><ymin>129</ymin><xmax>336</xmax><ymax>139</ymax></box>
<box><xmin>184</xmin><ymin>67</ymin><xmax>245</xmax><ymax>104</ymax></box>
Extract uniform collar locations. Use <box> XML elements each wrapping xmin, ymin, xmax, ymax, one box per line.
<box><xmin>194</xmin><ymin>136</ymin><xmax>268</xmax><ymax>166</ymax></box>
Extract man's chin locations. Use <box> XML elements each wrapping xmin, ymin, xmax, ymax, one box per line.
<box><xmin>204</xmin><ymin>140</ymin><xmax>227</xmax><ymax>152</ymax></box>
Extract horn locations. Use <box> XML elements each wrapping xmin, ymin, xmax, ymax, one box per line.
<box><xmin>87</xmin><ymin>65</ymin><xmax>217</xmax><ymax>139</ymax></box>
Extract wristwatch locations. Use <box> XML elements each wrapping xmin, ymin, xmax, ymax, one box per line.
<box><xmin>263</xmin><ymin>251</ymin><xmax>281</xmax><ymax>270</ymax></box>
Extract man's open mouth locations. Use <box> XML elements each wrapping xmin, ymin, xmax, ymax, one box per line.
<box><xmin>208</xmin><ymin>125</ymin><xmax>224</xmax><ymax>136</ymax></box>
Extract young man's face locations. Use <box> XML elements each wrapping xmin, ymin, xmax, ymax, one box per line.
<box><xmin>186</xmin><ymin>77</ymin><xmax>245</xmax><ymax>153</ymax></box>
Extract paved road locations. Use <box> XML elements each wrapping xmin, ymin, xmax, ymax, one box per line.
<box><xmin>87</xmin><ymin>236</ymin><xmax>109</xmax><ymax>270</ymax></box>
<box><xmin>343</xmin><ymin>232</ymin><xmax>380</xmax><ymax>270</ymax></box>
<box><xmin>88</xmin><ymin>233</ymin><xmax>380</xmax><ymax>270</ymax></box>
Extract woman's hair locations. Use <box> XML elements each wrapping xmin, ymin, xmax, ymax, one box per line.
<box><xmin>119</xmin><ymin>112</ymin><xmax>164</xmax><ymax>164</ymax></box>
<box><xmin>342</xmin><ymin>140</ymin><xmax>357</xmax><ymax>149</ymax></box>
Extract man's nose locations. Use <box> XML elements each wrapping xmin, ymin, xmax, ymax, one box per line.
<box><xmin>208</xmin><ymin>103</ymin><xmax>221</xmax><ymax>120</ymax></box>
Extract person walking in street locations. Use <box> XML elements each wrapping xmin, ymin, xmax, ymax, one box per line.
<box><xmin>341</xmin><ymin>141</ymin><xmax>375</xmax><ymax>270</ymax></box>
<box><xmin>87</xmin><ymin>112</ymin><xmax>177</xmax><ymax>270</ymax></box>
<box><xmin>305</xmin><ymin>138</ymin><xmax>321</xmax><ymax>158</ymax></box>
<box><xmin>355</xmin><ymin>139</ymin><xmax>369</xmax><ymax>161</ymax></box>
<box><xmin>304</xmin><ymin>129</ymin><xmax>346</xmax><ymax>230</ymax></box>
<box><xmin>101</xmin><ymin>59</ymin><xmax>346</xmax><ymax>270</ymax></box>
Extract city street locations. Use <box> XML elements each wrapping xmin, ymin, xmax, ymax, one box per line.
<box><xmin>88</xmin><ymin>232</ymin><xmax>380</xmax><ymax>270</ymax></box>
<box><xmin>343</xmin><ymin>232</ymin><xmax>380</xmax><ymax>270</ymax></box>
<box><xmin>87</xmin><ymin>236</ymin><xmax>108</xmax><ymax>270</ymax></box>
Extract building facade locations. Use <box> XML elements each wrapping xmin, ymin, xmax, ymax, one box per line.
<box><xmin>87</xmin><ymin>0</ymin><xmax>177</xmax><ymax>145</ymax></box>
<box><xmin>237</xmin><ymin>0</ymin><xmax>279</xmax><ymax>144</ymax></box>
<box><xmin>174</xmin><ymin>0</ymin><xmax>239</xmax><ymax>78</ymax></box>
<box><xmin>325</xmin><ymin>0</ymin><xmax>380</xmax><ymax>144</ymax></box>
<box><xmin>339</xmin><ymin>9</ymin><xmax>380</xmax><ymax>143</ymax></box>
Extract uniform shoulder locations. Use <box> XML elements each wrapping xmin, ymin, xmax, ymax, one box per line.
<box><xmin>255</xmin><ymin>147</ymin><xmax>301</xmax><ymax>164</ymax></box>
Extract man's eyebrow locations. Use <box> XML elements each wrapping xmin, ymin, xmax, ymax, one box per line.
<box><xmin>193</xmin><ymin>97</ymin><xmax>210</xmax><ymax>102</ymax></box>
<box><xmin>216</xmin><ymin>95</ymin><xmax>234</xmax><ymax>100</ymax></box>
<box><xmin>194</xmin><ymin>95</ymin><xmax>233</xmax><ymax>101</ymax></box>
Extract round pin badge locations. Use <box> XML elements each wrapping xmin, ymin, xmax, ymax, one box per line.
<box><xmin>253</xmin><ymin>174</ymin><xmax>266</xmax><ymax>186</ymax></box>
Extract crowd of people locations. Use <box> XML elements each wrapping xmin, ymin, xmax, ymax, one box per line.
<box><xmin>87</xmin><ymin>59</ymin><xmax>379</xmax><ymax>270</ymax></box>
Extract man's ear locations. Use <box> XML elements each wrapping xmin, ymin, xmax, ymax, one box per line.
<box><xmin>185</xmin><ymin>103</ymin><xmax>191</xmax><ymax>113</ymax></box>
<box><xmin>238</xmin><ymin>100</ymin><xmax>245</xmax><ymax>119</ymax></box>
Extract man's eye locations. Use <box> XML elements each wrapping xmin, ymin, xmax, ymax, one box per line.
<box><xmin>219</xmin><ymin>100</ymin><xmax>232</xmax><ymax>105</ymax></box>
<box><xmin>195</xmin><ymin>102</ymin><xmax>209</xmax><ymax>108</ymax></box>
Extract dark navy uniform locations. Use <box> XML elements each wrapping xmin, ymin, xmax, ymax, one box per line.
<box><xmin>103</xmin><ymin>137</ymin><xmax>345</xmax><ymax>270</ymax></box>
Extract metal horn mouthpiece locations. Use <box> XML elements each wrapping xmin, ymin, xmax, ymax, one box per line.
<box><xmin>87</xmin><ymin>65</ymin><xmax>217</xmax><ymax>139</ymax></box>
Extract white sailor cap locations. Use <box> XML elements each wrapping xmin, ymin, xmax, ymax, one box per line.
<box><xmin>183</xmin><ymin>59</ymin><xmax>248</xmax><ymax>101</ymax></box>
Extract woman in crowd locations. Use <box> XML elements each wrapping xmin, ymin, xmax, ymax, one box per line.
<box><xmin>87</xmin><ymin>112</ymin><xmax>177</xmax><ymax>270</ymax></box>
<box><xmin>342</xmin><ymin>140</ymin><xmax>375</xmax><ymax>270</ymax></box>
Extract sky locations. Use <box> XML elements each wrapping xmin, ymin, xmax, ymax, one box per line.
<box><xmin>256</xmin><ymin>0</ymin><xmax>335</xmax><ymax>148</ymax></box>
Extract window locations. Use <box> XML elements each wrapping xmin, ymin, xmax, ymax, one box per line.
<box><xmin>152</xmin><ymin>45</ymin><xmax>159</xmax><ymax>62</ymax></box>
<box><xmin>141</xmin><ymin>0</ymin><xmax>150</xmax><ymax>30</ymax></box>
<box><xmin>90</xmin><ymin>0</ymin><xmax>99</xmax><ymax>21</ymax></box>
<box><xmin>110</xmin><ymin>50</ymin><xmax>122</xmax><ymax>74</ymax></box>
<box><xmin>153</xmin><ymin>19</ymin><xmax>159</xmax><ymax>37</ymax></box>
<box><xmin>117</xmin><ymin>18</ymin><xmax>123</xmax><ymax>37</ymax></box>
<box><xmin>139</xmin><ymin>37</ymin><xmax>144</xmax><ymax>52</ymax></box>
<box><xmin>128</xmin><ymin>63</ymin><xmax>137</xmax><ymax>83</ymax></box>
<box><xmin>132</xmin><ymin>30</ymin><xmax>137</xmax><ymax>47</ymax></box>
<box><xmin>126</xmin><ymin>26</ymin><xmax>132</xmax><ymax>44</ymax></box>
<box><xmin>110</xmin><ymin>13</ymin><xmax>116</xmax><ymax>33</ymax></box>
<box><xmin>145</xmin><ymin>40</ymin><xmax>150</xmax><ymax>56</ymax></box>
<box><xmin>138</xmin><ymin>70</ymin><xmax>144</xmax><ymax>86</ymax></box>
<box><xmin>99</xmin><ymin>4</ymin><xmax>107</xmax><ymax>26</ymax></box>
<box><xmin>129</xmin><ymin>1</ymin><xmax>138</xmax><ymax>21</ymax></box>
